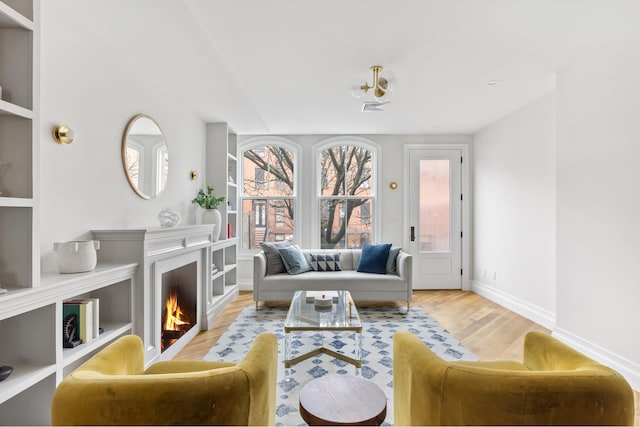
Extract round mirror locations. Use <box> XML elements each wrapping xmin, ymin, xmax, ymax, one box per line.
<box><xmin>122</xmin><ymin>114</ymin><xmax>168</xmax><ymax>199</ymax></box>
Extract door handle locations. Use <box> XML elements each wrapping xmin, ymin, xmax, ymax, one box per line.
<box><xmin>410</xmin><ymin>226</ymin><xmax>415</xmax><ymax>242</ymax></box>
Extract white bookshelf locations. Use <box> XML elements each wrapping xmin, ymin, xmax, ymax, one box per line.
<box><xmin>201</xmin><ymin>123</ymin><xmax>239</xmax><ymax>329</ymax></box>
<box><xmin>0</xmin><ymin>0</ymin><xmax>39</xmax><ymax>291</ymax></box>
<box><xmin>0</xmin><ymin>262</ymin><xmax>137</xmax><ymax>425</ymax></box>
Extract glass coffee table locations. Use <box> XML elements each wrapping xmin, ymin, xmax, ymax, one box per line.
<box><xmin>284</xmin><ymin>290</ymin><xmax>362</xmax><ymax>373</ymax></box>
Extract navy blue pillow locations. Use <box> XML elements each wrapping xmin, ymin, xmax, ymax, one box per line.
<box><xmin>357</xmin><ymin>243</ymin><xmax>392</xmax><ymax>274</ymax></box>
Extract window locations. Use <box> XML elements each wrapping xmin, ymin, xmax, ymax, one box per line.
<box><xmin>240</xmin><ymin>139</ymin><xmax>298</xmax><ymax>251</ymax></box>
<box><xmin>316</xmin><ymin>139</ymin><xmax>377</xmax><ymax>249</ymax></box>
<box><xmin>255</xmin><ymin>168</ymin><xmax>265</xmax><ymax>189</ymax></box>
<box><xmin>254</xmin><ymin>201</ymin><xmax>266</xmax><ymax>227</ymax></box>
<box><xmin>360</xmin><ymin>203</ymin><xmax>371</xmax><ymax>224</ymax></box>
<box><xmin>275</xmin><ymin>206</ymin><xmax>285</xmax><ymax>226</ymax></box>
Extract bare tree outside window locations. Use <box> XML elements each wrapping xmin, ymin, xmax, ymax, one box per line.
<box><xmin>242</xmin><ymin>142</ymin><xmax>374</xmax><ymax>250</ymax></box>
<box><xmin>319</xmin><ymin>145</ymin><xmax>373</xmax><ymax>249</ymax></box>
<box><xmin>242</xmin><ymin>145</ymin><xmax>295</xmax><ymax>250</ymax></box>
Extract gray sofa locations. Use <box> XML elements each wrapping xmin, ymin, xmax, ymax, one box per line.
<box><xmin>253</xmin><ymin>248</ymin><xmax>412</xmax><ymax>309</ymax></box>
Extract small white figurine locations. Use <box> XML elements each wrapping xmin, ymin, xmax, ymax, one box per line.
<box><xmin>158</xmin><ymin>208</ymin><xmax>181</xmax><ymax>227</ymax></box>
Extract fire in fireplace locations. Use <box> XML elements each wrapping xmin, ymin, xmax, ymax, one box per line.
<box><xmin>161</xmin><ymin>289</ymin><xmax>193</xmax><ymax>351</ymax></box>
<box><xmin>160</xmin><ymin>260</ymin><xmax>197</xmax><ymax>353</ymax></box>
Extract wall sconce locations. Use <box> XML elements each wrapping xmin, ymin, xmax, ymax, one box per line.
<box><xmin>190</xmin><ymin>170</ymin><xmax>199</xmax><ymax>181</ymax></box>
<box><xmin>52</xmin><ymin>125</ymin><xmax>76</xmax><ymax>144</ymax></box>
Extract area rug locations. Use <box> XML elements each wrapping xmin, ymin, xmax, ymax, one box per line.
<box><xmin>204</xmin><ymin>305</ymin><xmax>476</xmax><ymax>426</ymax></box>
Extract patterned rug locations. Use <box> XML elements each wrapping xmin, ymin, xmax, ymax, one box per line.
<box><xmin>204</xmin><ymin>304</ymin><xmax>476</xmax><ymax>426</ymax></box>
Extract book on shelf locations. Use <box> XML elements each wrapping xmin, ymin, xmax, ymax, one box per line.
<box><xmin>63</xmin><ymin>298</ymin><xmax>100</xmax><ymax>344</ymax></box>
<box><xmin>86</xmin><ymin>297</ymin><xmax>100</xmax><ymax>338</ymax></box>
<box><xmin>62</xmin><ymin>303</ymin><xmax>82</xmax><ymax>344</ymax></box>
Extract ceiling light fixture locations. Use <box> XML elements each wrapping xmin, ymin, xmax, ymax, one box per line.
<box><xmin>351</xmin><ymin>65</ymin><xmax>394</xmax><ymax>106</ymax></box>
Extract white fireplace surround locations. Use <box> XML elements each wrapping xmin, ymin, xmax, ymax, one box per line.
<box><xmin>92</xmin><ymin>225</ymin><xmax>214</xmax><ymax>364</ymax></box>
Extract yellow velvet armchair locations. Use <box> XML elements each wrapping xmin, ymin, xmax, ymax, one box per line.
<box><xmin>394</xmin><ymin>331</ymin><xmax>634</xmax><ymax>426</ymax></box>
<box><xmin>51</xmin><ymin>333</ymin><xmax>277</xmax><ymax>426</ymax></box>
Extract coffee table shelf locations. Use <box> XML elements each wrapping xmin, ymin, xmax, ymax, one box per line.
<box><xmin>284</xmin><ymin>290</ymin><xmax>362</xmax><ymax>370</ymax></box>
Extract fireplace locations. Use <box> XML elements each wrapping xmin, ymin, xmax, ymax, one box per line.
<box><xmin>161</xmin><ymin>261</ymin><xmax>197</xmax><ymax>353</ymax></box>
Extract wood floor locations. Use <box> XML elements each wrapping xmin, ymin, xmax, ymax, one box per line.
<box><xmin>175</xmin><ymin>290</ymin><xmax>639</xmax><ymax>425</ymax></box>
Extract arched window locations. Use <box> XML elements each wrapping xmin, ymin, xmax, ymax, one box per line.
<box><xmin>315</xmin><ymin>137</ymin><xmax>379</xmax><ymax>249</ymax></box>
<box><xmin>239</xmin><ymin>138</ymin><xmax>299</xmax><ymax>251</ymax></box>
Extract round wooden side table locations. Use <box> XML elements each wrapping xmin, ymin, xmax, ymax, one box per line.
<box><xmin>299</xmin><ymin>374</ymin><xmax>387</xmax><ymax>426</ymax></box>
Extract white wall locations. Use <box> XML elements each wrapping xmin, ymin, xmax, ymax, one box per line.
<box><xmin>472</xmin><ymin>93</ymin><xmax>556</xmax><ymax>328</ymax></box>
<box><xmin>235</xmin><ymin>134</ymin><xmax>472</xmax><ymax>288</ymax></box>
<box><xmin>555</xmin><ymin>27</ymin><xmax>640</xmax><ymax>388</ymax></box>
<box><xmin>38</xmin><ymin>2</ymin><xmax>212</xmax><ymax>272</ymax></box>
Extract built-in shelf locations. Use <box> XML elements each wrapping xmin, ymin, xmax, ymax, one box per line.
<box><xmin>0</xmin><ymin>99</ymin><xmax>33</xmax><ymax>118</ymax></box>
<box><xmin>0</xmin><ymin>363</ymin><xmax>55</xmax><ymax>405</ymax></box>
<box><xmin>0</xmin><ymin>0</ymin><xmax>38</xmax><ymax>302</ymax></box>
<box><xmin>203</xmin><ymin>123</ymin><xmax>239</xmax><ymax>329</ymax></box>
<box><xmin>0</xmin><ymin>197</ymin><xmax>33</xmax><ymax>207</ymax></box>
<box><xmin>61</xmin><ymin>322</ymin><xmax>133</xmax><ymax>366</ymax></box>
<box><xmin>0</xmin><ymin>2</ymin><xmax>33</xmax><ymax>30</ymax></box>
<box><xmin>0</xmin><ymin>262</ymin><xmax>136</xmax><ymax>425</ymax></box>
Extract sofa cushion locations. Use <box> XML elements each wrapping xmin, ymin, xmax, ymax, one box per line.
<box><xmin>260</xmin><ymin>270</ymin><xmax>406</xmax><ymax>293</ymax></box>
<box><xmin>278</xmin><ymin>245</ymin><xmax>310</xmax><ymax>275</ymax></box>
<box><xmin>357</xmin><ymin>243</ymin><xmax>392</xmax><ymax>274</ymax></box>
<box><xmin>386</xmin><ymin>246</ymin><xmax>402</xmax><ymax>274</ymax></box>
<box><xmin>309</xmin><ymin>252</ymin><xmax>342</xmax><ymax>272</ymax></box>
<box><xmin>260</xmin><ymin>241</ymin><xmax>291</xmax><ymax>275</ymax></box>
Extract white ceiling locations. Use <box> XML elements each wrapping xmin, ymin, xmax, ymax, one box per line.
<box><xmin>65</xmin><ymin>0</ymin><xmax>640</xmax><ymax>135</ymax></box>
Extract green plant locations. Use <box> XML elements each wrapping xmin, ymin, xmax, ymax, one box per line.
<box><xmin>192</xmin><ymin>186</ymin><xmax>226</xmax><ymax>209</ymax></box>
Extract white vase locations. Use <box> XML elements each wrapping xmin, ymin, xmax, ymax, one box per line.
<box><xmin>53</xmin><ymin>240</ymin><xmax>100</xmax><ymax>273</ymax></box>
<box><xmin>202</xmin><ymin>208</ymin><xmax>222</xmax><ymax>241</ymax></box>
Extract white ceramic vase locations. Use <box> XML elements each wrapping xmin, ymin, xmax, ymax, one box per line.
<box><xmin>53</xmin><ymin>240</ymin><xmax>100</xmax><ymax>274</ymax></box>
<box><xmin>202</xmin><ymin>208</ymin><xmax>222</xmax><ymax>241</ymax></box>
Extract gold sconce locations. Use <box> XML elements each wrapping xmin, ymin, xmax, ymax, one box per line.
<box><xmin>52</xmin><ymin>125</ymin><xmax>76</xmax><ymax>144</ymax></box>
<box><xmin>190</xmin><ymin>170</ymin><xmax>199</xmax><ymax>181</ymax></box>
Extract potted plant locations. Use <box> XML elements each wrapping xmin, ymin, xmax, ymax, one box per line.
<box><xmin>192</xmin><ymin>186</ymin><xmax>226</xmax><ymax>240</ymax></box>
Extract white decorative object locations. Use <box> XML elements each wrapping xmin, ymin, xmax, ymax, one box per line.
<box><xmin>53</xmin><ymin>240</ymin><xmax>100</xmax><ymax>274</ymax></box>
<box><xmin>202</xmin><ymin>208</ymin><xmax>222</xmax><ymax>241</ymax></box>
<box><xmin>157</xmin><ymin>208</ymin><xmax>181</xmax><ymax>227</ymax></box>
<box><xmin>314</xmin><ymin>294</ymin><xmax>333</xmax><ymax>308</ymax></box>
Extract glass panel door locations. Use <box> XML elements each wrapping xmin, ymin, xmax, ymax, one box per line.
<box><xmin>419</xmin><ymin>160</ymin><xmax>451</xmax><ymax>252</ymax></box>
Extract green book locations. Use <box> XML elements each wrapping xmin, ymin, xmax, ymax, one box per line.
<box><xmin>65</xmin><ymin>300</ymin><xmax>94</xmax><ymax>343</ymax></box>
<box><xmin>62</xmin><ymin>303</ymin><xmax>81</xmax><ymax>343</ymax></box>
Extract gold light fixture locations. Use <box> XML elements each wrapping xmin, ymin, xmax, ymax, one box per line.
<box><xmin>351</xmin><ymin>65</ymin><xmax>394</xmax><ymax>101</ymax></box>
<box><xmin>52</xmin><ymin>125</ymin><xmax>76</xmax><ymax>144</ymax></box>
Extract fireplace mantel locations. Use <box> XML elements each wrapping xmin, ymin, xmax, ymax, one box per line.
<box><xmin>92</xmin><ymin>225</ymin><xmax>217</xmax><ymax>363</ymax></box>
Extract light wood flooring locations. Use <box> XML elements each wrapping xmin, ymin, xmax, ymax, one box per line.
<box><xmin>175</xmin><ymin>290</ymin><xmax>639</xmax><ymax>426</ymax></box>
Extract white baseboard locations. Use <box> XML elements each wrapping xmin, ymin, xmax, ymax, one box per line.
<box><xmin>237</xmin><ymin>279</ymin><xmax>252</xmax><ymax>292</ymax></box>
<box><xmin>471</xmin><ymin>280</ymin><xmax>639</xmax><ymax>391</ymax></box>
<box><xmin>470</xmin><ymin>280</ymin><xmax>556</xmax><ymax>329</ymax></box>
<box><xmin>553</xmin><ymin>327</ymin><xmax>640</xmax><ymax>391</ymax></box>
